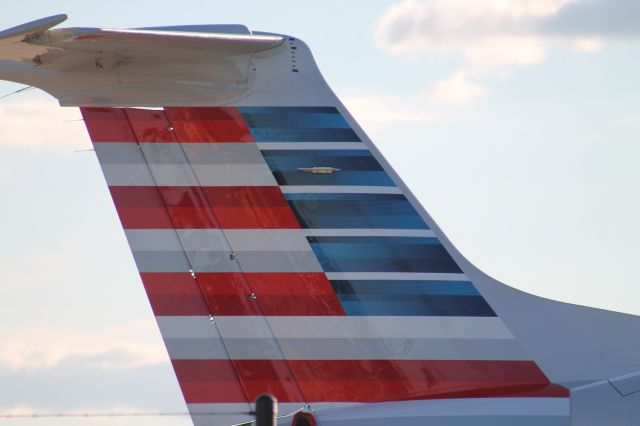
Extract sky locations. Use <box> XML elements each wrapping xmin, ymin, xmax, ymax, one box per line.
<box><xmin>0</xmin><ymin>0</ymin><xmax>639</xmax><ymax>424</ymax></box>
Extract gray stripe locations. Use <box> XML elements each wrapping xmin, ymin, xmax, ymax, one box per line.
<box><xmin>97</xmin><ymin>142</ymin><xmax>273</xmax><ymax>164</ymax></box>
<box><xmin>127</xmin><ymin>229</ymin><xmax>439</xmax><ymax>252</ymax></box>
<box><xmin>100</xmin><ymin>164</ymin><xmax>157</xmax><ymax>186</ymax></box>
<box><xmin>163</xmin><ymin>337</ymin><xmax>529</xmax><ymax>361</ymax></box>
<box><xmin>102</xmin><ymin>163</ymin><xmax>275</xmax><ymax>186</ymax></box>
<box><xmin>126</xmin><ymin>229</ymin><xmax>313</xmax><ymax>252</ymax></box>
<box><xmin>224</xmin><ymin>229</ymin><xmax>313</xmax><ymax>251</ymax></box>
<box><xmin>236</xmin><ymin>251</ymin><xmax>323</xmax><ymax>273</ymax></box>
<box><xmin>317</xmin><ymin>416</ymin><xmax>569</xmax><ymax>426</ymax></box>
<box><xmin>157</xmin><ymin>316</ymin><xmax>515</xmax><ymax>340</ymax></box>
<box><xmin>181</xmin><ymin>143</ymin><xmax>270</xmax><ymax>164</ymax></box>
<box><xmin>156</xmin><ymin>316</ymin><xmax>217</xmax><ymax>338</ymax></box>
<box><xmin>255</xmin><ymin>142</ymin><xmax>367</xmax><ymax>150</ymax></box>
<box><xmin>126</xmin><ymin>229</ymin><xmax>322</xmax><ymax>273</ymax></box>
<box><xmin>190</xmin><ymin>164</ymin><xmax>277</xmax><ymax>186</ymax></box>
<box><xmin>280</xmin><ymin>185</ymin><xmax>402</xmax><ymax>194</ymax></box>
<box><xmin>164</xmin><ymin>337</ymin><xmax>284</xmax><ymax>360</ymax></box>
<box><xmin>207</xmin><ymin>316</ymin><xmax>515</xmax><ymax>339</ymax></box>
<box><xmin>324</xmin><ymin>272</ymin><xmax>469</xmax><ymax>281</ymax></box>
<box><xmin>186</xmin><ymin>399</ymin><xmax>569</xmax><ymax>417</ymax></box>
<box><xmin>131</xmin><ymin>250</ymin><xmax>239</xmax><ymax>272</ymax></box>
<box><xmin>314</xmin><ymin>399</ymin><xmax>569</xmax><ymax>422</ymax></box>
<box><xmin>95</xmin><ymin>143</ymin><xmax>147</xmax><ymax>164</ymax></box>
<box><xmin>131</xmin><ymin>249</ymin><xmax>321</xmax><ymax>273</ymax></box>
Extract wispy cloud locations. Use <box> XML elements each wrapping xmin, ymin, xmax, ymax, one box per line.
<box><xmin>342</xmin><ymin>68</ymin><xmax>487</xmax><ymax>131</ymax></box>
<box><xmin>373</xmin><ymin>0</ymin><xmax>639</xmax><ymax>108</ymax></box>
<box><xmin>0</xmin><ymin>96</ymin><xmax>89</xmax><ymax>151</ymax></box>
<box><xmin>374</xmin><ymin>0</ymin><xmax>619</xmax><ymax>68</ymax></box>
<box><xmin>0</xmin><ymin>321</ymin><xmax>167</xmax><ymax>371</ymax></box>
<box><xmin>430</xmin><ymin>69</ymin><xmax>489</xmax><ymax>106</ymax></box>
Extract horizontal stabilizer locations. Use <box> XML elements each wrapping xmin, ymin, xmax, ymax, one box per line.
<box><xmin>0</xmin><ymin>16</ymin><xmax>285</xmax><ymax>105</ymax></box>
<box><xmin>38</xmin><ymin>28</ymin><xmax>283</xmax><ymax>55</ymax></box>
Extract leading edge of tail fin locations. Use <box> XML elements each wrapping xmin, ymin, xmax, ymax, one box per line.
<box><xmin>4</xmin><ymin>16</ymin><xmax>640</xmax><ymax>425</ymax></box>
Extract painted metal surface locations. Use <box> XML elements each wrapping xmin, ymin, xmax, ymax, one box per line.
<box><xmin>81</xmin><ymin>105</ymin><xmax>568</xmax><ymax>426</ymax></box>
<box><xmin>4</xmin><ymin>16</ymin><xmax>640</xmax><ymax>426</ymax></box>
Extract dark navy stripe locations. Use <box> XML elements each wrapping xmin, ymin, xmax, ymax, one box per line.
<box><xmin>240</xmin><ymin>112</ymin><xmax>351</xmax><ymax>129</ymax></box>
<box><xmin>239</xmin><ymin>106</ymin><xmax>339</xmax><ymax>114</ymax></box>
<box><xmin>285</xmin><ymin>193</ymin><xmax>428</xmax><ymax>229</ymax></box>
<box><xmin>262</xmin><ymin>150</ymin><xmax>395</xmax><ymax>186</ymax></box>
<box><xmin>307</xmin><ymin>237</ymin><xmax>462</xmax><ymax>273</ymax></box>
<box><xmin>248</xmin><ymin>128</ymin><xmax>360</xmax><ymax>142</ymax></box>
<box><xmin>239</xmin><ymin>107</ymin><xmax>360</xmax><ymax>142</ymax></box>
<box><xmin>337</xmin><ymin>295</ymin><xmax>496</xmax><ymax>316</ymax></box>
<box><xmin>330</xmin><ymin>280</ymin><xmax>480</xmax><ymax>296</ymax></box>
<box><xmin>330</xmin><ymin>280</ymin><xmax>495</xmax><ymax>316</ymax></box>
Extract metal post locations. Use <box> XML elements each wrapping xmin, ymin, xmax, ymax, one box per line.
<box><xmin>255</xmin><ymin>394</ymin><xmax>277</xmax><ymax>426</ymax></box>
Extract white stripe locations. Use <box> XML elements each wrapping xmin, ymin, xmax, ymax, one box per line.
<box><xmin>324</xmin><ymin>272</ymin><xmax>469</xmax><ymax>281</ymax></box>
<box><xmin>255</xmin><ymin>142</ymin><xmax>367</xmax><ymax>150</ymax></box>
<box><xmin>280</xmin><ymin>185</ymin><xmax>402</xmax><ymax>194</ymax></box>
<box><xmin>125</xmin><ymin>229</ymin><xmax>314</xmax><ymax>252</ymax></box>
<box><xmin>157</xmin><ymin>316</ymin><xmax>515</xmax><ymax>340</ymax></box>
<box><xmin>163</xmin><ymin>336</ymin><xmax>530</xmax><ymax>361</ymax></box>
<box><xmin>186</xmin><ymin>399</ymin><xmax>569</xmax><ymax>426</ymax></box>
<box><xmin>314</xmin><ymin>398</ymin><xmax>569</xmax><ymax>421</ymax></box>
<box><xmin>100</xmin><ymin>163</ymin><xmax>276</xmax><ymax>186</ymax></box>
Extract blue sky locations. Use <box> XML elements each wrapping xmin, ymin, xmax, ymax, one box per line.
<box><xmin>0</xmin><ymin>1</ymin><xmax>639</xmax><ymax>424</ymax></box>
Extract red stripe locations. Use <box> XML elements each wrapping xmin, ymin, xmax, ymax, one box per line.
<box><xmin>81</xmin><ymin>107</ymin><xmax>137</xmax><ymax>142</ymax></box>
<box><xmin>125</xmin><ymin>108</ymin><xmax>177</xmax><ymax>143</ymax></box>
<box><xmin>201</xmin><ymin>187</ymin><xmax>299</xmax><ymax>229</ymax></box>
<box><xmin>165</xmin><ymin>107</ymin><xmax>254</xmax><ymax>142</ymax></box>
<box><xmin>109</xmin><ymin>186</ymin><xmax>299</xmax><ymax>229</ymax></box>
<box><xmin>141</xmin><ymin>273</ymin><xmax>210</xmax><ymax>316</ymax></box>
<box><xmin>141</xmin><ymin>273</ymin><xmax>345</xmax><ymax>316</ymax></box>
<box><xmin>173</xmin><ymin>359</ymin><xmax>249</xmax><ymax>403</ymax></box>
<box><xmin>81</xmin><ymin>107</ymin><xmax>254</xmax><ymax>143</ymax></box>
<box><xmin>173</xmin><ymin>359</ymin><xmax>568</xmax><ymax>403</ymax></box>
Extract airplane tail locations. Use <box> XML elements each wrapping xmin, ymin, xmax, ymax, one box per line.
<box><xmin>2</xmin><ymin>16</ymin><xmax>640</xmax><ymax>426</ymax></box>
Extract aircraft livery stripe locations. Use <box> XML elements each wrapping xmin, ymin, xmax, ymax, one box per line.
<box><xmin>142</xmin><ymin>273</ymin><xmax>490</xmax><ymax>317</ymax></box>
<box><xmin>142</xmin><ymin>272</ymin><xmax>345</xmax><ymax>316</ymax></box>
<box><xmin>156</xmin><ymin>316</ymin><xmax>515</xmax><ymax>340</ymax></box>
<box><xmin>108</xmin><ymin>186</ymin><xmax>430</xmax><ymax>231</ymax></box>
<box><xmin>188</xmin><ymin>397</ymin><xmax>570</xmax><ymax>418</ymax></box>
<box><xmin>80</xmin><ymin>105</ymin><xmax>568</xmax><ymax>406</ymax></box>
<box><xmin>172</xmin><ymin>359</ymin><xmax>568</xmax><ymax>403</ymax></box>
<box><xmin>162</xmin><ymin>336</ymin><xmax>531</xmax><ymax>361</ymax></box>
<box><xmin>109</xmin><ymin>186</ymin><xmax>300</xmax><ymax>229</ymax></box>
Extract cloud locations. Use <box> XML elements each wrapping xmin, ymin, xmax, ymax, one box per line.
<box><xmin>543</xmin><ymin>0</ymin><xmax>640</xmax><ymax>37</ymax></box>
<box><xmin>0</xmin><ymin>96</ymin><xmax>89</xmax><ymax>151</ymax></box>
<box><xmin>343</xmin><ymin>92</ymin><xmax>439</xmax><ymax>129</ymax></box>
<box><xmin>375</xmin><ymin>0</ymin><xmax>637</xmax><ymax>71</ymax></box>
<box><xmin>0</xmin><ymin>321</ymin><xmax>167</xmax><ymax>371</ymax></box>
<box><xmin>430</xmin><ymin>69</ymin><xmax>489</xmax><ymax>106</ymax></box>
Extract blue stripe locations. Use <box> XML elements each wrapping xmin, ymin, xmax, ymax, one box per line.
<box><xmin>239</xmin><ymin>106</ymin><xmax>339</xmax><ymax>114</ymax></box>
<box><xmin>331</xmin><ymin>280</ymin><xmax>480</xmax><ymax>296</ymax></box>
<box><xmin>262</xmin><ymin>150</ymin><xmax>395</xmax><ymax>186</ymax></box>
<box><xmin>238</xmin><ymin>107</ymin><xmax>360</xmax><ymax>142</ymax></box>
<box><xmin>337</xmin><ymin>296</ymin><xmax>496</xmax><ymax>316</ymax></box>
<box><xmin>330</xmin><ymin>280</ymin><xmax>495</xmax><ymax>316</ymax></box>
<box><xmin>285</xmin><ymin>193</ymin><xmax>428</xmax><ymax>229</ymax></box>
<box><xmin>240</xmin><ymin>112</ymin><xmax>351</xmax><ymax>129</ymax></box>
<box><xmin>307</xmin><ymin>236</ymin><xmax>462</xmax><ymax>273</ymax></box>
<box><xmin>248</xmin><ymin>128</ymin><xmax>360</xmax><ymax>142</ymax></box>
